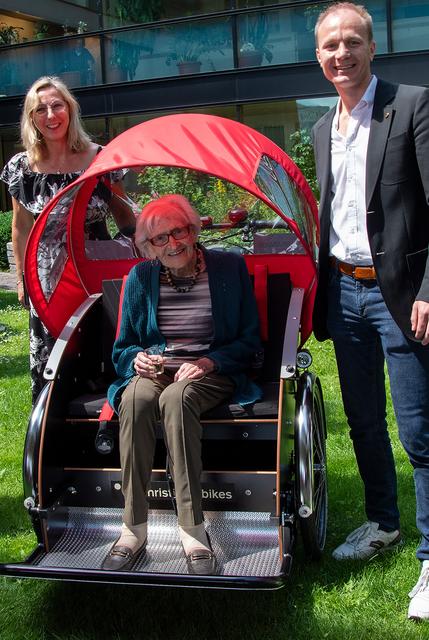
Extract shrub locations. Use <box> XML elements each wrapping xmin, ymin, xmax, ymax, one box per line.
<box><xmin>0</xmin><ymin>211</ymin><xmax>12</xmax><ymax>270</ymax></box>
<box><xmin>289</xmin><ymin>129</ymin><xmax>319</xmax><ymax>201</ymax></box>
<box><xmin>136</xmin><ymin>167</ymin><xmax>272</xmax><ymax>222</ymax></box>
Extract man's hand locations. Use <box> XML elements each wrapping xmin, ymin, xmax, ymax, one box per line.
<box><xmin>174</xmin><ymin>357</ymin><xmax>215</xmax><ymax>382</ymax></box>
<box><xmin>411</xmin><ymin>300</ymin><xmax>429</xmax><ymax>345</ymax></box>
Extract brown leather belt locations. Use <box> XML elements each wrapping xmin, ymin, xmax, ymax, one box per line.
<box><xmin>330</xmin><ymin>257</ymin><xmax>377</xmax><ymax>280</ymax></box>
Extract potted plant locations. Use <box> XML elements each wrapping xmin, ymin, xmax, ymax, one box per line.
<box><xmin>238</xmin><ymin>13</ymin><xmax>273</xmax><ymax>67</ymax></box>
<box><xmin>33</xmin><ymin>22</ymin><xmax>51</xmax><ymax>40</ymax></box>
<box><xmin>0</xmin><ymin>22</ymin><xmax>23</xmax><ymax>45</ymax></box>
<box><xmin>108</xmin><ymin>36</ymin><xmax>143</xmax><ymax>82</ymax></box>
<box><xmin>62</xmin><ymin>21</ymin><xmax>77</xmax><ymax>36</ymax></box>
<box><xmin>166</xmin><ymin>22</ymin><xmax>226</xmax><ymax>75</ymax></box>
<box><xmin>114</xmin><ymin>0</ymin><xmax>163</xmax><ymax>25</ymax></box>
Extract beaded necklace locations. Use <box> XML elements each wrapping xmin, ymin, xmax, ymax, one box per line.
<box><xmin>164</xmin><ymin>248</ymin><xmax>202</xmax><ymax>293</ymax></box>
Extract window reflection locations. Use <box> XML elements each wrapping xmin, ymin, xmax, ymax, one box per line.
<box><xmin>38</xmin><ymin>184</ymin><xmax>81</xmax><ymax>300</ymax></box>
<box><xmin>392</xmin><ymin>0</ymin><xmax>429</xmax><ymax>52</ymax></box>
<box><xmin>84</xmin><ymin>171</ymin><xmax>139</xmax><ymax>261</ymax></box>
<box><xmin>0</xmin><ymin>2</ymin><xmax>392</xmax><ymax>97</ymax></box>
<box><xmin>101</xmin><ymin>0</ymin><xmax>229</xmax><ymax>28</ymax></box>
<box><xmin>105</xmin><ymin>17</ymin><xmax>233</xmax><ymax>83</ymax></box>
<box><xmin>255</xmin><ymin>154</ymin><xmax>314</xmax><ymax>254</ymax></box>
<box><xmin>0</xmin><ymin>36</ymin><xmax>102</xmax><ymax>96</ymax></box>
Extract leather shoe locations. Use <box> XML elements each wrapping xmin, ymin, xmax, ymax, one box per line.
<box><xmin>101</xmin><ymin>540</ymin><xmax>146</xmax><ymax>571</ymax></box>
<box><xmin>186</xmin><ymin>548</ymin><xmax>217</xmax><ymax>575</ymax></box>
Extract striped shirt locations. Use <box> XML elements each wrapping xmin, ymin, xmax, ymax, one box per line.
<box><xmin>157</xmin><ymin>271</ymin><xmax>213</xmax><ymax>370</ymax></box>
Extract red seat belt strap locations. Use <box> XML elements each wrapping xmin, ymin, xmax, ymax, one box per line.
<box><xmin>254</xmin><ymin>264</ymin><xmax>268</xmax><ymax>341</ymax></box>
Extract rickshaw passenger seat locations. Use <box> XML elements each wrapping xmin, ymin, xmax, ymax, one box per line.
<box><xmin>69</xmin><ymin>266</ymin><xmax>292</xmax><ymax>426</ymax></box>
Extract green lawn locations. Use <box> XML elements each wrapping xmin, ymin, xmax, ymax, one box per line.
<box><xmin>0</xmin><ymin>288</ymin><xmax>427</xmax><ymax>640</ymax></box>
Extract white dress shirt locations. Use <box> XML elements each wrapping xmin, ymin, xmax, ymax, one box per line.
<box><xmin>329</xmin><ymin>75</ymin><xmax>378</xmax><ymax>265</ymax></box>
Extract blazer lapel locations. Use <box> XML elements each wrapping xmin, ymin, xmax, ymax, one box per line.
<box><xmin>317</xmin><ymin>109</ymin><xmax>335</xmax><ymax>209</ymax></box>
<box><xmin>366</xmin><ymin>80</ymin><xmax>397</xmax><ymax>207</ymax></box>
<box><xmin>316</xmin><ymin>109</ymin><xmax>335</xmax><ymax>249</ymax></box>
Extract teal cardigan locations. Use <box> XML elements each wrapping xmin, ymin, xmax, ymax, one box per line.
<box><xmin>107</xmin><ymin>247</ymin><xmax>262</xmax><ymax>412</ymax></box>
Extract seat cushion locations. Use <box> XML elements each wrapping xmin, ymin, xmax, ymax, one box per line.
<box><xmin>68</xmin><ymin>382</ymin><xmax>280</xmax><ymax>420</ymax></box>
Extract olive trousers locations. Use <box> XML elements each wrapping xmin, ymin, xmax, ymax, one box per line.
<box><xmin>118</xmin><ymin>372</ymin><xmax>235</xmax><ymax>528</ymax></box>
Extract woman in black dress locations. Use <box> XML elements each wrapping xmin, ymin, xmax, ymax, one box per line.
<box><xmin>1</xmin><ymin>75</ymin><xmax>135</xmax><ymax>404</ymax></box>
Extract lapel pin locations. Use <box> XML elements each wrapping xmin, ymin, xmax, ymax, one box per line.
<box><xmin>384</xmin><ymin>112</ymin><xmax>390</xmax><ymax>119</ymax></box>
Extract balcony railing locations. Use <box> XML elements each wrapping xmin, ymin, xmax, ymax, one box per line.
<box><xmin>3</xmin><ymin>0</ymin><xmax>425</xmax><ymax>100</ymax></box>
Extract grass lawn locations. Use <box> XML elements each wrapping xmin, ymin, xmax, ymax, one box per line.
<box><xmin>0</xmin><ymin>287</ymin><xmax>427</xmax><ymax>640</ymax></box>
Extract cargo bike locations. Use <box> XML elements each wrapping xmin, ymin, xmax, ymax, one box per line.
<box><xmin>0</xmin><ymin>114</ymin><xmax>327</xmax><ymax>589</ymax></box>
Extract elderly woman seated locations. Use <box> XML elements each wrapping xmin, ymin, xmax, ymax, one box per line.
<box><xmin>103</xmin><ymin>194</ymin><xmax>261</xmax><ymax>575</ymax></box>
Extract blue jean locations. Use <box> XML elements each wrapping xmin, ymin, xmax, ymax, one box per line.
<box><xmin>326</xmin><ymin>267</ymin><xmax>429</xmax><ymax>559</ymax></box>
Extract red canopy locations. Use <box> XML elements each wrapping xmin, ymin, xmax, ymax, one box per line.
<box><xmin>25</xmin><ymin>113</ymin><xmax>318</xmax><ymax>341</ymax></box>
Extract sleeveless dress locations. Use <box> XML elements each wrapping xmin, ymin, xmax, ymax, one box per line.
<box><xmin>1</xmin><ymin>150</ymin><xmax>126</xmax><ymax>404</ymax></box>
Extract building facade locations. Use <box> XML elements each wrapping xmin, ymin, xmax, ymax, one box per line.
<box><xmin>1</xmin><ymin>0</ymin><xmax>429</xmax><ymax>210</ymax></box>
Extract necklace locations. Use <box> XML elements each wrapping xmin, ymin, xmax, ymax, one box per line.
<box><xmin>164</xmin><ymin>249</ymin><xmax>202</xmax><ymax>293</ymax></box>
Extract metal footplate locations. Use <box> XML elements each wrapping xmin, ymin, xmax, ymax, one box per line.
<box><xmin>3</xmin><ymin>507</ymin><xmax>284</xmax><ymax>589</ymax></box>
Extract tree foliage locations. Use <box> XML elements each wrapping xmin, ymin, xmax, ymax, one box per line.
<box><xmin>289</xmin><ymin>128</ymin><xmax>319</xmax><ymax>201</ymax></box>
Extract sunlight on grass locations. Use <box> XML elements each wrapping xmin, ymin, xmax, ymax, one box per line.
<box><xmin>0</xmin><ymin>290</ymin><xmax>427</xmax><ymax>640</ymax></box>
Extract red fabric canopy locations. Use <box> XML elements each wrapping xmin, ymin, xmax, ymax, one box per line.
<box><xmin>25</xmin><ymin>113</ymin><xmax>318</xmax><ymax>341</ymax></box>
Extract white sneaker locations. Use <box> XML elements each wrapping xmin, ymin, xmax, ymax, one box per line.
<box><xmin>332</xmin><ymin>521</ymin><xmax>402</xmax><ymax>560</ymax></box>
<box><xmin>408</xmin><ymin>560</ymin><xmax>429</xmax><ymax>621</ymax></box>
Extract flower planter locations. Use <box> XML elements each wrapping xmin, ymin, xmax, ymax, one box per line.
<box><xmin>238</xmin><ymin>50</ymin><xmax>263</xmax><ymax>68</ymax></box>
<box><xmin>177</xmin><ymin>61</ymin><xmax>201</xmax><ymax>75</ymax></box>
<box><xmin>108</xmin><ymin>65</ymin><xmax>128</xmax><ymax>83</ymax></box>
<box><xmin>59</xmin><ymin>71</ymin><xmax>81</xmax><ymax>87</ymax></box>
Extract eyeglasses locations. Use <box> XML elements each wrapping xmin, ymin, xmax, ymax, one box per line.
<box><xmin>33</xmin><ymin>101</ymin><xmax>68</xmax><ymax>117</ymax></box>
<box><xmin>148</xmin><ymin>225</ymin><xmax>191</xmax><ymax>247</ymax></box>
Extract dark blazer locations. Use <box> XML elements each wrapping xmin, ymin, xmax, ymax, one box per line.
<box><xmin>312</xmin><ymin>78</ymin><xmax>429</xmax><ymax>341</ymax></box>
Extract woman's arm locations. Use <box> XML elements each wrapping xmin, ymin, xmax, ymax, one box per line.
<box><xmin>11</xmin><ymin>197</ymin><xmax>33</xmax><ymax>307</ymax></box>
<box><xmin>109</xmin><ymin>181</ymin><xmax>137</xmax><ymax>236</ymax></box>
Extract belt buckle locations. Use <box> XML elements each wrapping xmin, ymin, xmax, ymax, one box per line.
<box><xmin>354</xmin><ymin>266</ymin><xmax>373</xmax><ymax>280</ymax></box>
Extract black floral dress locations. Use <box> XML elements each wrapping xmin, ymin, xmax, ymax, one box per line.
<box><xmin>1</xmin><ymin>151</ymin><xmax>125</xmax><ymax>404</ymax></box>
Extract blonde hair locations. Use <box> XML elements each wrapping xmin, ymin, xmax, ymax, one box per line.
<box><xmin>21</xmin><ymin>75</ymin><xmax>92</xmax><ymax>163</ymax></box>
<box><xmin>135</xmin><ymin>194</ymin><xmax>201</xmax><ymax>257</ymax></box>
<box><xmin>315</xmin><ymin>2</ymin><xmax>374</xmax><ymax>45</ymax></box>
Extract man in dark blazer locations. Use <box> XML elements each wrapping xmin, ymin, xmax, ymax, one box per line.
<box><xmin>312</xmin><ymin>2</ymin><xmax>429</xmax><ymax>620</ymax></box>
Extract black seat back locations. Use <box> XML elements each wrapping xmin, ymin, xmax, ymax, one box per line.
<box><xmin>102</xmin><ymin>278</ymin><xmax>125</xmax><ymax>382</ymax></box>
<box><xmin>254</xmin><ymin>272</ymin><xmax>291</xmax><ymax>382</ymax></box>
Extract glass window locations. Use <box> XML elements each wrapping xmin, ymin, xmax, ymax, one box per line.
<box><xmin>255</xmin><ymin>154</ymin><xmax>315</xmax><ymax>255</ymax></box>
<box><xmin>392</xmin><ymin>0</ymin><xmax>429</xmax><ymax>52</ymax></box>
<box><xmin>242</xmin><ymin>97</ymin><xmax>335</xmax><ymax>202</ymax></box>
<box><xmin>110</xmin><ymin>105</ymin><xmax>237</xmax><ymax>139</ymax></box>
<box><xmin>237</xmin><ymin>5</ymin><xmax>325</xmax><ymax>67</ymax></box>
<box><xmin>104</xmin><ymin>17</ymin><xmax>233</xmax><ymax>83</ymax></box>
<box><xmin>366</xmin><ymin>0</ymin><xmax>388</xmax><ymax>53</ymax></box>
<box><xmin>83</xmin><ymin>118</ymin><xmax>109</xmax><ymax>145</ymax></box>
<box><xmin>237</xmin><ymin>1</ymin><xmax>387</xmax><ymax>67</ymax></box>
<box><xmin>102</xmin><ymin>0</ymin><xmax>231</xmax><ymax>28</ymax></box>
<box><xmin>242</xmin><ymin>99</ymin><xmax>336</xmax><ymax>153</ymax></box>
<box><xmin>295</xmin><ymin>97</ymin><xmax>337</xmax><ymax>134</ymax></box>
<box><xmin>237</xmin><ymin>0</ymin><xmax>306</xmax><ymax>6</ymax></box>
<box><xmin>84</xmin><ymin>171</ymin><xmax>139</xmax><ymax>261</ymax></box>
<box><xmin>0</xmin><ymin>36</ymin><xmax>102</xmax><ymax>96</ymax></box>
<box><xmin>242</xmin><ymin>101</ymin><xmax>297</xmax><ymax>150</ymax></box>
<box><xmin>0</xmin><ymin>7</ymin><xmax>99</xmax><ymax>43</ymax></box>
